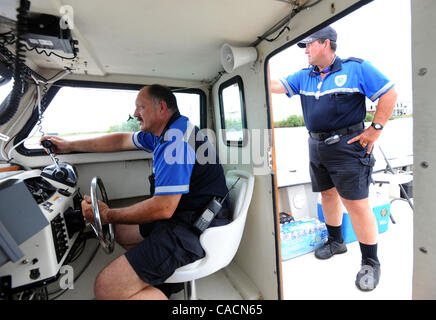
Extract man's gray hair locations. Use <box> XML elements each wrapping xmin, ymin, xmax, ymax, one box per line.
<box><xmin>318</xmin><ymin>38</ymin><xmax>337</xmax><ymax>52</ymax></box>
<box><xmin>147</xmin><ymin>84</ymin><xmax>179</xmax><ymax>112</ymax></box>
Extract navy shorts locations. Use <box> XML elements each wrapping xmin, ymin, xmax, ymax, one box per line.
<box><xmin>124</xmin><ymin>220</ymin><xmax>204</xmax><ymax>286</ymax></box>
<box><xmin>308</xmin><ymin>130</ymin><xmax>376</xmax><ymax>200</ymax></box>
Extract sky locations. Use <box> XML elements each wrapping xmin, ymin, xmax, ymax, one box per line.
<box><xmin>269</xmin><ymin>0</ymin><xmax>412</xmax><ymax>121</ymax></box>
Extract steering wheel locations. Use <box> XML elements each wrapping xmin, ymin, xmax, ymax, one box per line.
<box><xmin>89</xmin><ymin>176</ymin><xmax>115</xmax><ymax>254</ymax></box>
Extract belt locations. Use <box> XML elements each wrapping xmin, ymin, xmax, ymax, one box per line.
<box><xmin>309</xmin><ymin>122</ymin><xmax>364</xmax><ymax>141</ymax></box>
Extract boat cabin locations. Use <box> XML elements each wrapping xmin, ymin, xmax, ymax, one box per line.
<box><xmin>0</xmin><ymin>0</ymin><xmax>434</xmax><ymax>301</ymax></box>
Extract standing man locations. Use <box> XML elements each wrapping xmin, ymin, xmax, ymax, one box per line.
<box><xmin>270</xmin><ymin>26</ymin><xmax>397</xmax><ymax>291</ymax></box>
<box><xmin>41</xmin><ymin>84</ymin><xmax>230</xmax><ymax>299</ymax></box>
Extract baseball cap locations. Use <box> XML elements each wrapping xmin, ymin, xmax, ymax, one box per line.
<box><xmin>297</xmin><ymin>26</ymin><xmax>337</xmax><ymax>48</ymax></box>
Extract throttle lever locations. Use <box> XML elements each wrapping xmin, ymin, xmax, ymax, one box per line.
<box><xmin>41</xmin><ymin>139</ymin><xmax>54</xmax><ymax>153</ymax></box>
<box><xmin>41</xmin><ymin>139</ymin><xmax>63</xmax><ymax>175</ymax></box>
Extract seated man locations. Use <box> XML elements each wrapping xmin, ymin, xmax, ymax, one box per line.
<box><xmin>41</xmin><ymin>84</ymin><xmax>230</xmax><ymax>300</ymax></box>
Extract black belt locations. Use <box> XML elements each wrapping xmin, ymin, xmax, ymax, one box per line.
<box><xmin>309</xmin><ymin>122</ymin><xmax>364</xmax><ymax>141</ymax></box>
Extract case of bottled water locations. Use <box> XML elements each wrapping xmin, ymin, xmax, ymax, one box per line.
<box><xmin>280</xmin><ymin>218</ymin><xmax>328</xmax><ymax>261</ymax></box>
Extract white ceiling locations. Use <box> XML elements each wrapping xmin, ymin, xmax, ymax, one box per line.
<box><xmin>1</xmin><ymin>0</ymin><xmax>295</xmax><ymax>82</ymax></box>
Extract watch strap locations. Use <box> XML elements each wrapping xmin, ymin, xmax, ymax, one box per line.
<box><xmin>371</xmin><ymin>122</ymin><xmax>383</xmax><ymax>130</ymax></box>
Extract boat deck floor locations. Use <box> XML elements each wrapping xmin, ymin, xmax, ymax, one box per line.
<box><xmin>282</xmin><ymin>199</ymin><xmax>413</xmax><ymax>300</ymax></box>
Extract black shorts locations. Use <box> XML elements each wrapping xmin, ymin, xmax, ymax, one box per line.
<box><xmin>124</xmin><ymin>220</ymin><xmax>204</xmax><ymax>286</ymax></box>
<box><xmin>308</xmin><ymin>130</ymin><xmax>376</xmax><ymax>200</ymax></box>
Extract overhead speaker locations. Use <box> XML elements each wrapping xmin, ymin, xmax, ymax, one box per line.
<box><xmin>220</xmin><ymin>43</ymin><xmax>258</xmax><ymax>73</ymax></box>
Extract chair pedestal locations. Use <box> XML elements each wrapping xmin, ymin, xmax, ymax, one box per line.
<box><xmin>184</xmin><ymin>280</ymin><xmax>197</xmax><ymax>300</ymax></box>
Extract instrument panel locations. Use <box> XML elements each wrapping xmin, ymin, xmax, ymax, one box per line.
<box><xmin>0</xmin><ymin>170</ymin><xmax>84</xmax><ymax>296</ymax></box>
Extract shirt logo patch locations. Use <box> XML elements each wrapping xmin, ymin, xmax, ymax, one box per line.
<box><xmin>335</xmin><ymin>75</ymin><xmax>347</xmax><ymax>87</ymax></box>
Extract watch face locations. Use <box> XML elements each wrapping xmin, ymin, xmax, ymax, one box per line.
<box><xmin>373</xmin><ymin>123</ymin><xmax>382</xmax><ymax>130</ymax></box>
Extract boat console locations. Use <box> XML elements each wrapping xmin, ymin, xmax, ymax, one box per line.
<box><xmin>0</xmin><ymin>168</ymin><xmax>84</xmax><ymax>297</ymax></box>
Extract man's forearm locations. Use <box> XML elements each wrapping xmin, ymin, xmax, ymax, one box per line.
<box><xmin>106</xmin><ymin>195</ymin><xmax>181</xmax><ymax>225</ymax></box>
<box><xmin>270</xmin><ymin>80</ymin><xmax>287</xmax><ymax>94</ymax></box>
<box><xmin>372</xmin><ymin>87</ymin><xmax>398</xmax><ymax>126</ymax></box>
<box><xmin>346</xmin><ymin>87</ymin><xmax>398</xmax><ymax>153</ymax></box>
<box><xmin>70</xmin><ymin>132</ymin><xmax>135</xmax><ymax>153</ymax></box>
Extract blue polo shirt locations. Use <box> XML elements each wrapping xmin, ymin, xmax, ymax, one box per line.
<box><xmin>280</xmin><ymin>56</ymin><xmax>394</xmax><ymax>132</ymax></box>
<box><xmin>131</xmin><ymin>112</ymin><xmax>230</xmax><ymax>214</ymax></box>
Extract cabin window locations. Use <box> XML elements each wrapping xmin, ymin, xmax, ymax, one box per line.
<box><xmin>218</xmin><ymin>76</ymin><xmax>248</xmax><ymax>147</ymax></box>
<box><xmin>22</xmin><ymin>84</ymin><xmax>205</xmax><ymax>151</ymax></box>
<box><xmin>174</xmin><ymin>91</ymin><xmax>203</xmax><ymax>128</ymax></box>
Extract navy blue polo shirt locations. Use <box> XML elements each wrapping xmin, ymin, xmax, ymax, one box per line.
<box><xmin>132</xmin><ymin>112</ymin><xmax>230</xmax><ymax>214</ymax></box>
<box><xmin>280</xmin><ymin>56</ymin><xmax>394</xmax><ymax>132</ymax></box>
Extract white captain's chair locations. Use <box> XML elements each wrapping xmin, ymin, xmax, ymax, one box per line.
<box><xmin>165</xmin><ymin>170</ymin><xmax>255</xmax><ymax>299</ymax></box>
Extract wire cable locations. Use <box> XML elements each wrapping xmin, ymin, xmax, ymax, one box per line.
<box><xmin>251</xmin><ymin>0</ymin><xmax>324</xmax><ymax>46</ymax></box>
<box><xmin>3</xmin><ymin>68</ymin><xmax>72</xmax><ymax>162</ymax></box>
<box><xmin>49</xmin><ymin>241</ymin><xmax>101</xmax><ymax>300</ymax></box>
<box><xmin>23</xmin><ymin>43</ymin><xmax>77</xmax><ymax>60</ymax></box>
<box><xmin>0</xmin><ymin>0</ymin><xmax>29</xmax><ymax>126</ymax></box>
<box><xmin>6</xmin><ymin>81</ymin><xmax>41</xmax><ymax>161</ymax></box>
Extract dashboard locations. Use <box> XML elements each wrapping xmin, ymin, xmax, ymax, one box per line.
<box><xmin>0</xmin><ymin>170</ymin><xmax>84</xmax><ymax>296</ymax></box>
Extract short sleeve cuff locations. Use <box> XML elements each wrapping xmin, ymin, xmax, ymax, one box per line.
<box><xmin>154</xmin><ymin>184</ymin><xmax>190</xmax><ymax>195</ymax></box>
<box><xmin>369</xmin><ymin>81</ymin><xmax>395</xmax><ymax>102</ymax></box>
<box><xmin>132</xmin><ymin>132</ymin><xmax>153</xmax><ymax>152</ymax></box>
<box><xmin>280</xmin><ymin>78</ymin><xmax>295</xmax><ymax>98</ymax></box>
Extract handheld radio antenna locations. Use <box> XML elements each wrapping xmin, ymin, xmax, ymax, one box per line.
<box><xmin>220</xmin><ymin>177</ymin><xmax>241</xmax><ymax>205</ymax></box>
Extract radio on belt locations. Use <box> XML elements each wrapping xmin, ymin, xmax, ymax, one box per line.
<box><xmin>324</xmin><ymin>134</ymin><xmax>341</xmax><ymax>145</ymax></box>
<box><xmin>193</xmin><ymin>177</ymin><xmax>240</xmax><ymax>233</ymax></box>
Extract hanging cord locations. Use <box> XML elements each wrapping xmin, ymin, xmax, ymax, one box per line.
<box><xmin>251</xmin><ymin>0</ymin><xmax>323</xmax><ymax>47</ymax></box>
<box><xmin>0</xmin><ymin>87</ymin><xmax>36</xmax><ymax>162</ymax></box>
<box><xmin>23</xmin><ymin>43</ymin><xmax>77</xmax><ymax>60</ymax></box>
<box><xmin>49</xmin><ymin>241</ymin><xmax>101</xmax><ymax>300</ymax></box>
<box><xmin>0</xmin><ymin>0</ymin><xmax>30</xmax><ymax>125</ymax></box>
<box><xmin>3</xmin><ymin>68</ymin><xmax>72</xmax><ymax>162</ymax></box>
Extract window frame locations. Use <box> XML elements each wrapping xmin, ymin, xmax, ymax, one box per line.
<box><xmin>15</xmin><ymin>80</ymin><xmax>207</xmax><ymax>156</ymax></box>
<box><xmin>218</xmin><ymin>75</ymin><xmax>248</xmax><ymax>147</ymax></box>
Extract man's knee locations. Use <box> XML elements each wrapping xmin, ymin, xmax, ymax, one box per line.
<box><xmin>114</xmin><ymin>224</ymin><xmax>143</xmax><ymax>249</ymax></box>
<box><xmin>321</xmin><ymin>187</ymin><xmax>340</xmax><ymax>201</ymax></box>
<box><xmin>94</xmin><ymin>255</ymin><xmax>146</xmax><ymax>300</ymax></box>
<box><xmin>114</xmin><ymin>229</ymin><xmax>127</xmax><ymax>247</ymax></box>
<box><xmin>94</xmin><ymin>266</ymin><xmax>114</xmax><ymax>299</ymax></box>
<box><xmin>341</xmin><ymin>197</ymin><xmax>371</xmax><ymax>214</ymax></box>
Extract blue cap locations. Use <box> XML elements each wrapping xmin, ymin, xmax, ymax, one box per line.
<box><xmin>297</xmin><ymin>26</ymin><xmax>337</xmax><ymax>48</ymax></box>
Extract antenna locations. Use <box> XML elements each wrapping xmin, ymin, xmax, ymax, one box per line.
<box><xmin>220</xmin><ymin>177</ymin><xmax>241</xmax><ymax>205</ymax></box>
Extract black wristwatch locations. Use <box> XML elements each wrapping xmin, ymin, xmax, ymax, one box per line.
<box><xmin>371</xmin><ymin>122</ymin><xmax>383</xmax><ymax>130</ymax></box>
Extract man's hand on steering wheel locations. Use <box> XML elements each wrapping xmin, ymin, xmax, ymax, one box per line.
<box><xmin>81</xmin><ymin>194</ymin><xmax>110</xmax><ymax>224</ymax></box>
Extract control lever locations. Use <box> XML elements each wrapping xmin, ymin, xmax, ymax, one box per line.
<box><xmin>40</xmin><ymin>139</ymin><xmax>78</xmax><ymax>187</ymax></box>
<box><xmin>41</xmin><ymin>139</ymin><xmax>65</xmax><ymax>179</ymax></box>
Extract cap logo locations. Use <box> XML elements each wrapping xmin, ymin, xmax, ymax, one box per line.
<box><xmin>335</xmin><ymin>75</ymin><xmax>347</xmax><ymax>87</ymax></box>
